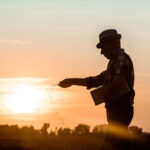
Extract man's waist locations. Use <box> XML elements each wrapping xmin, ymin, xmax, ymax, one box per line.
<box><xmin>105</xmin><ymin>92</ymin><xmax>134</xmax><ymax>109</ymax></box>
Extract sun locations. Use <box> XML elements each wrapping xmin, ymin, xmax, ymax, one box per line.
<box><xmin>7</xmin><ymin>84</ymin><xmax>43</xmax><ymax>113</ymax></box>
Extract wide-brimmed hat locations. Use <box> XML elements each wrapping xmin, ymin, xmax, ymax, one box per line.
<box><xmin>96</xmin><ymin>29</ymin><xmax>121</xmax><ymax>48</ymax></box>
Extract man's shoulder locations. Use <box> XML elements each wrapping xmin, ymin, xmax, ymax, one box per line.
<box><xmin>114</xmin><ymin>49</ymin><xmax>128</xmax><ymax>62</ymax></box>
<box><xmin>120</xmin><ymin>49</ymin><xmax>133</xmax><ymax>60</ymax></box>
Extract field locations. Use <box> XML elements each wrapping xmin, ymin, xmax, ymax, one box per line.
<box><xmin>0</xmin><ymin>134</ymin><xmax>149</xmax><ymax>150</ymax></box>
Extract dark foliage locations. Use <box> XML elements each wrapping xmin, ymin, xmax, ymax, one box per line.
<box><xmin>0</xmin><ymin>123</ymin><xmax>149</xmax><ymax>150</ymax></box>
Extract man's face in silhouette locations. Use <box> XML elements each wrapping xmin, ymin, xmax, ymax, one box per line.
<box><xmin>100</xmin><ymin>40</ymin><xmax>113</xmax><ymax>59</ymax></box>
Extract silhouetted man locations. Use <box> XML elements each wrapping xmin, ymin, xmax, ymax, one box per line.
<box><xmin>59</xmin><ymin>29</ymin><xmax>134</xmax><ymax>150</ymax></box>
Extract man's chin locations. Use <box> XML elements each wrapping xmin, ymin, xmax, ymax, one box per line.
<box><xmin>105</xmin><ymin>56</ymin><xmax>110</xmax><ymax>59</ymax></box>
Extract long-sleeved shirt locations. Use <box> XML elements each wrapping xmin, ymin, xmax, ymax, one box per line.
<box><xmin>85</xmin><ymin>49</ymin><xmax>135</xmax><ymax>108</ymax></box>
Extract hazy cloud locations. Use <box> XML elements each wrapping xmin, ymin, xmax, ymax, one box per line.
<box><xmin>0</xmin><ymin>39</ymin><xmax>31</xmax><ymax>45</ymax></box>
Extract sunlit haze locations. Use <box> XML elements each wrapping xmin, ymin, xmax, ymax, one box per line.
<box><xmin>7</xmin><ymin>84</ymin><xmax>43</xmax><ymax>113</ymax></box>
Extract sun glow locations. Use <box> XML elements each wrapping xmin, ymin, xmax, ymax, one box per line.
<box><xmin>7</xmin><ymin>84</ymin><xmax>43</xmax><ymax>113</ymax></box>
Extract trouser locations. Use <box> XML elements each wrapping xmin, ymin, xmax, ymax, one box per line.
<box><xmin>100</xmin><ymin>105</ymin><xmax>134</xmax><ymax>150</ymax></box>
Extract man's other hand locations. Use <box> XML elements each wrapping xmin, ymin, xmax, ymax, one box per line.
<box><xmin>58</xmin><ymin>79</ymin><xmax>72</xmax><ymax>88</ymax></box>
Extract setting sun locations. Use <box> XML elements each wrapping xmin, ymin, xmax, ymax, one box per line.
<box><xmin>7</xmin><ymin>84</ymin><xmax>43</xmax><ymax>113</ymax></box>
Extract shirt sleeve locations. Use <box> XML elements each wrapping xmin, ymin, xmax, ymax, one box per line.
<box><xmin>114</xmin><ymin>55</ymin><xmax>130</xmax><ymax>78</ymax></box>
<box><xmin>85</xmin><ymin>71</ymin><xmax>106</xmax><ymax>89</ymax></box>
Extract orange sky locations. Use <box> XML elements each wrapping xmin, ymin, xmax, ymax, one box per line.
<box><xmin>0</xmin><ymin>0</ymin><xmax>150</xmax><ymax>132</ymax></box>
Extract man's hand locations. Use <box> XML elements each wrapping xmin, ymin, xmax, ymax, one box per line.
<box><xmin>58</xmin><ymin>79</ymin><xmax>73</xmax><ymax>88</ymax></box>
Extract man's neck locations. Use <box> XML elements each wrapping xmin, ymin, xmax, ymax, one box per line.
<box><xmin>111</xmin><ymin>48</ymin><xmax>121</xmax><ymax>59</ymax></box>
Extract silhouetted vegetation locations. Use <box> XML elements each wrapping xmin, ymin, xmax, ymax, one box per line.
<box><xmin>0</xmin><ymin>123</ymin><xmax>149</xmax><ymax>150</ymax></box>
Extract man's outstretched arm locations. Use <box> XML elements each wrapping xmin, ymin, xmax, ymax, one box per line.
<box><xmin>58</xmin><ymin>70</ymin><xmax>106</xmax><ymax>89</ymax></box>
